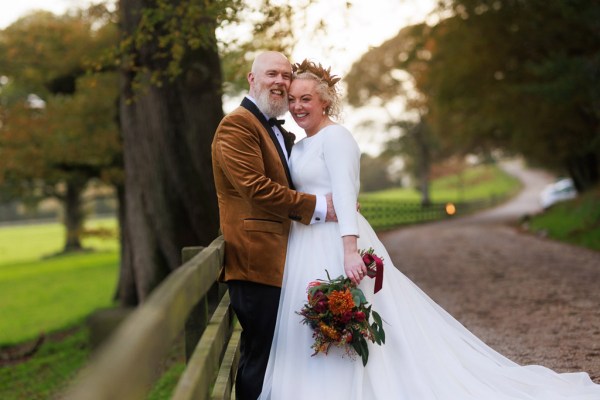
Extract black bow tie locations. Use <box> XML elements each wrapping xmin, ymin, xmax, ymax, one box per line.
<box><xmin>268</xmin><ymin>118</ymin><xmax>285</xmax><ymax>127</ymax></box>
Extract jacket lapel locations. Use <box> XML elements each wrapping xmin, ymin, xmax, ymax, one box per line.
<box><xmin>281</xmin><ymin>126</ymin><xmax>296</xmax><ymax>158</ymax></box>
<box><xmin>240</xmin><ymin>97</ymin><xmax>295</xmax><ymax>189</ymax></box>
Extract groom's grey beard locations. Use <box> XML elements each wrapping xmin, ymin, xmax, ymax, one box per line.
<box><xmin>256</xmin><ymin>87</ymin><xmax>288</xmax><ymax>118</ymax></box>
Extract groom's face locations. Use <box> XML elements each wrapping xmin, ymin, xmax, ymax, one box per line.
<box><xmin>249</xmin><ymin>54</ymin><xmax>292</xmax><ymax>118</ymax></box>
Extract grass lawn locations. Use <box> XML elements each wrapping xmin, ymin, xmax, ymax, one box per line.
<box><xmin>359</xmin><ymin>164</ymin><xmax>521</xmax><ymax>230</ymax></box>
<box><xmin>0</xmin><ymin>218</ymin><xmax>119</xmax><ymax>399</ymax></box>
<box><xmin>529</xmin><ymin>185</ymin><xmax>600</xmax><ymax>251</ymax></box>
<box><xmin>0</xmin><ymin>217</ymin><xmax>193</xmax><ymax>399</ymax></box>
<box><xmin>360</xmin><ymin>163</ymin><xmax>521</xmax><ymax>202</ymax></box>
<box><xmin>0</xmin><ymin>326</ymin><xmax>90</xmax><ymax>400</ymax></box>
<box><xmin>0</xmin><ymin>251</ymin><xmax>118</xmax><ymax>345</ymax></box>
<box><xmin>0</xmin><ymin>323</ymin><xmax>185</xmax><ymax>400</ymax></box>
<box><xmin>429</xmin><ymin>164</ymin><xmax>521</xmax><ymax>202</ymax></box>
<box><xmin>0</xmin><ymin>218</ymin><xmax>119</xmax><ymax>345</ymax></box>
<box><xmin>0</xmin><ymin>218</ymin><xmax>118</xmax><ymax>265</ymax></box>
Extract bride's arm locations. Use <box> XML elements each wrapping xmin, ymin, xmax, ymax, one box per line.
<box><xmin>322</xmin><ymin>126</ymin><xmax>367</xmax><ymax>284</ymax></box>
<box><xmin>322</xmin><ymin>126</ymin><xmax>360</xmax><ymax>236</ymax></box>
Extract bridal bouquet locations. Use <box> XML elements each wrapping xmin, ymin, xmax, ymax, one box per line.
<box><xmin>297</xmin><ymin>248</ymin><xmax>386</xmax><ymax>366</ymax></box>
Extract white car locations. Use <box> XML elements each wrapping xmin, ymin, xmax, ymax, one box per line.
<box><xmin>539</xmin><ymin>178</ymin><xmax>577</xmax><ymax>209</ymax></box>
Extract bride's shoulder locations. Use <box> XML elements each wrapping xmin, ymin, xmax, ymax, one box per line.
<box><xmin>323</xmin><ymin>124</ymin><xmax>357</xmax><ymax>145</ymax></box>
<box><xmin>321</xmin><ymin>124</ymin><xmax>360</xmax><ymax>155</ymax></box>
<box><xmin>324</xmin><ymin>123</ymin><xmax>351</xmax><ymax>135</ymax></box>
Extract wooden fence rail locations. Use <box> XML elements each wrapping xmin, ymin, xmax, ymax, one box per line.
<box><xmin>61</xmin><ymin>235</ymin><xmax>238</xmax><ymax>400</ymax></box>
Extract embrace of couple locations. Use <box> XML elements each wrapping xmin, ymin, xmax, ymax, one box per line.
<box><xmin>211</xmin><ymin>51</ymin><xmax>600</xmax><ymax>400</ymax></box>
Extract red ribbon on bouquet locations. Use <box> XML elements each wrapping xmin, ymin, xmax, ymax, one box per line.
<box><xmin>361</xmin><ymin>250</ymin><xmax>384</xmax><ymax>294</ymax></box>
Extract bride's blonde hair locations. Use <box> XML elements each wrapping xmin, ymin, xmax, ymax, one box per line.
<box><xmin>292</xmin><ymin>59</ymin><xmax>342</xmax><ymax>119</ymax></box>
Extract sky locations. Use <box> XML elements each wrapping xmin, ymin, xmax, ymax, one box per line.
<box><xmin>291</xmin><ymin>0</ymin><xmax>436</xmax><ymax>75</ymax></box>
<box><xmin>1</xmin><ymin>0</ymin><xmax>435</xmax><ymax>72</ymax></box>
<box><xmin>0</xmin><ymin>0</ymin><xmax>92</xmax><ymax>29</ymax></box>
<box><xmin>1</xmin><ymin>0</ymin><xmax>437</xmax><ymax>154</ymax></box>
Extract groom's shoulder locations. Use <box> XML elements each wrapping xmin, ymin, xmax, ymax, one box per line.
<box><xmin>223</xmin><ymin>105</ymin><xmax>259</xmax><ymax>124</ymax></box>
<box><xmin>215</xmin><ymin>107</ymin><xmax>265</xmax><ymax>141</ymax></box>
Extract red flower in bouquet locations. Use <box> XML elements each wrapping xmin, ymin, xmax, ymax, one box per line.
<box><xmin>297</xmin><ymin>251</ymin><xmax>386</xmax><ymax>366</ymax></box>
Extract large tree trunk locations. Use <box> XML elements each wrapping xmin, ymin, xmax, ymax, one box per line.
<box><xmin>62</xmin><ymin>178</ymin><xmax>86</xmax><ymax>252</ymax></box>
<box><xmin>117</xmin><ymin>0</ymin><xmax>222</xmax><ymax>305</ymax></box>
<box><xmin>114</xmin><ymin>183</ymin><xmax>137</xmax><ymax>305</ymax></box>
<box><xmin>413</xmin><ymin>120</ymin><xmax>432</xmax><ymax>206</ymax></box>
<box><xmin>566</xmin><ymin>152</ymin><xmax>599</xmax><ymax>193</ymax></box>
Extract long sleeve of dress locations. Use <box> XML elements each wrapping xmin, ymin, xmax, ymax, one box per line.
<box><xmin>322</xmin><ymin>125</ymin><xmax>361</xmax><ymax>237</ymax></box>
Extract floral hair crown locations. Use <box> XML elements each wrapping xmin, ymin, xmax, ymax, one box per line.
<box><xmin>292</xmin><ymin>59</ymin><xmax>341</xmax><ymax>87</ymax></box>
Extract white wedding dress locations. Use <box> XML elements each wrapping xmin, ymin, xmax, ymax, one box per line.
<box><xmin>259</xmin><ymin>125</ymin><xmax>600</xmax><ymax>400</ymax></box>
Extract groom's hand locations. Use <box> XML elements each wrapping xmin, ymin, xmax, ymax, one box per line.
<box><xmin>325</xmin><ymin>193</ymin><xmax>337</xmax><ymax>222</ymax></box>
<box><xmin>325</xmin><ymin>194</ymin><xmax>361</xmax><ymax>221</ymax></box>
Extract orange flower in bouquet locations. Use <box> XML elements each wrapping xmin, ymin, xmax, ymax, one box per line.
<box><xmin>297</xmin><ymin>249</ymin><xmax>386</xmax><ymax>366</ymax></box>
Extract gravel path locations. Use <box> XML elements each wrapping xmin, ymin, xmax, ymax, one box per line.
<box><xmin>379</xmin><ymin>160</ymin><xmax>600</xmax><ymax>382</ymax></box>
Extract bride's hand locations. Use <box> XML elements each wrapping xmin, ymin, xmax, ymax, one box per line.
<box><xmin>344</xmin><ymin>251</ymin><xmax>367</xmax><ymax>286</ymax></box>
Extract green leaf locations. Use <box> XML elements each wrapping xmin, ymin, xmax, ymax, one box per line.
<box><xmin>373</xmin><ymin>328</ymin><xmax>384</xmax><ymax>345</ymax></box>
<box><xmin>372</xmin><ymin>310</ymin><xmax>383</xmax><ymax>326</ymax></box>
<box><xmin>350</xmin><ymin>287</ymin><xmax>367</xmax><ymax>305</ymax></box>
<box><xmin>371</xmin><ymin>311</ymin><xmax>385</xmax><ymax>344</ymax></box>
<box><xmin>351</xmin><ymin>339</ymin><xmax>362</xmax><ymax>355</ymax></box>
<box><xmin>359</xmin><ymin>338</ymin><xmax>369</xmax><ymax>366</ymax></box>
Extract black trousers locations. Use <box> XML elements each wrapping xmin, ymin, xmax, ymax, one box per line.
<box><xmin>228</xmin><ymin>280</ymin><xmax>281</xmax><ymax>400</ymax></box>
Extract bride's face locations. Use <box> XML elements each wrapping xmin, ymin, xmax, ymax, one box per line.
<box><xmin>288</xmin><ymin>79</ymin><xmax>329</xmax><ymax>137</ymax></box>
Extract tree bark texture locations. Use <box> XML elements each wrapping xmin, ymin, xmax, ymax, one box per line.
<box><xmin>63</xmin><ymin>178</ymin><xmax>86</xmax><ymax>252</ymax></box>
<box><xmin>117</xmin><ymin>0</ymin><xmax>222</xmax><ymax>304</ymax></box>
<box><xmin>115</xmin><ymin>183</ymin><xmax>137</xmax><ymax>305</ymax></box>
<box><xmin>566</xmin><ymin>152</ymin><xmax>599</xmax><ymax>192</ymax></box>
<box><xmin>414</xmin><ymin>120</ymin><xmax>432</xmax><ymax>206</ymax></box>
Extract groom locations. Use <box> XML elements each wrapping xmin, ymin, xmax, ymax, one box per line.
<box><xmin>211</xmin><ymin>51</ymin><xmax>333</xmax><ymax>400</ymax></box>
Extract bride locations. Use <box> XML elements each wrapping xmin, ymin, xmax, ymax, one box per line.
<box><xmin>258</xmin><ymin>59</ymin><xmax>600</xmax><ymax>400</ymax></box>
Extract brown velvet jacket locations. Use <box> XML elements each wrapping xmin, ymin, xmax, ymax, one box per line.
<box><xmin>211</xmin><ymin>98</ymin><xmax>317</xmax><ymax>287</ymax></box>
